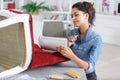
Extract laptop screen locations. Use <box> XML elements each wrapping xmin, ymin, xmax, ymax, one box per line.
<box><xmin>43</xmin><ymin>21</ymin><xmax>65</xmax><ymax>38</ymax></box>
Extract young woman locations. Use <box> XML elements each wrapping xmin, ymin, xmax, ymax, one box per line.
<box><xmin>56</xmin><ymin>1</ymin><xmax>102</xmax><ymax>80</ymax></box>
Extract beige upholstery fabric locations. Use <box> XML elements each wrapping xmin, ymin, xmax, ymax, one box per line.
<box><xmin>0</xmin><ymin>16</ymin><xmax>7</xmax><ymax>21</ymax></box>
<box><xmin>0</xmin><ymin>16</ymin><xmax>25</xmax><ymax>69</ymax></box>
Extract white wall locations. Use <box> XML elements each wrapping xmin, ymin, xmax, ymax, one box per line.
<box><xmin>13</xmin><ymin>0</ymin><xmax>120</xmax><ymax>46</ymax></box>
<box><xmin>94</xmin><ymin>14</ymin><xmax>120</xmax><ymax>45</ymax></box>
<box><xmin>15</xmin><ymin>0</ymin><xmax>25</xmax><ymax>10</ymax></box>
<box><xmin>0</xmin><ymin>0</ymin><xmax>4</xmax><ymax>10</ymax></box>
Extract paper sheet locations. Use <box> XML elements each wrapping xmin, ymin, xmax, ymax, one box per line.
<box><xmin>39</xmin><ymin>36</ymin><xmax>68</xmax><ymax>51</ymax></box>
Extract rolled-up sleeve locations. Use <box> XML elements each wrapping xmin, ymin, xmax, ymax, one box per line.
<box><xmin>85</xmin><ymin>36</ymin><xmax>102</xmax><ymax>74</ymax></box>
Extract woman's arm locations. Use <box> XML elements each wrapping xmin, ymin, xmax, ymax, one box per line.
<box><xmin>57</xmin><ymin>36</ymin><xmax>102</xmax><ymax>71</ymax></box>
<box><xmin>70</xmin><ymin>53</ymin><xmax>89</xmax><ymax>70</ymax></box>
<box><xmin>56</xmin><ymin>46</ymin><xmax>89</xmax><ymax>70</ymax></box>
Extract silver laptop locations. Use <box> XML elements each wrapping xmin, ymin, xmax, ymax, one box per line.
<box><xmin>43</xmin><ymin>21</ymin><xmax>66</xmax><ymax>38</ymax></box>
<box><xmin>39</xmin><ymin>21</ymin><xmax>67</xmax><ymax>51</ymax></box>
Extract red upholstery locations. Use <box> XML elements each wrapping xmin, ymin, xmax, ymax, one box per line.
<box><xmin>9</xmin><ymin>9</ymin><xmax>69</xmax><ymax>69</ymax></box>
<box><xmin>29</xmin><ymin>44</ymin><xmax>68</xmax><ymax>69</ymax></box>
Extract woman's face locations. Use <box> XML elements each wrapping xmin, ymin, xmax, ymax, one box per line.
<box><xmin>71</xmin><ymin>7</ymin><xmax>88</xmax><ymax>27</ymax></box>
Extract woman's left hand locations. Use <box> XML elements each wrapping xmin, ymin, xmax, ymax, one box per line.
<box><xmin>56</xmin><ymin>46</ymin><xmax>76</xmax><ymax>59</ymax></box>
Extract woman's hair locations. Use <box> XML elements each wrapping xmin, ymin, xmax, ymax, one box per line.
<box><xmin>72</xmin><ymin>1</ymin><xmax>95</xmax><ymax>26</ymax></box>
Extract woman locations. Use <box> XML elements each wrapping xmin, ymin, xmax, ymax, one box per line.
<box><xmin>56</xmin><ymin>1</ymin><xmax>102</xmax><ymax>80</ymax></box>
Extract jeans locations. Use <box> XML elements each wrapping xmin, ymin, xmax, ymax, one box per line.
<box><xmin>86</xmin><ymin>71</ymin><xmax>97</xmax><ymax>80</ymax></box>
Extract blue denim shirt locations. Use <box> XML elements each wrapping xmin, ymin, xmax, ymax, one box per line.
<box><xmin>67</xmin><ymin>26</ymin><xmax>102</xmax><ymax>74</ymax></box>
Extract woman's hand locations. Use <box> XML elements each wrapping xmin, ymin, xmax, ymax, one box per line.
<box><xmin>68</xmin><ymin>35</ymin><xmax>77</xmax><ymax>47</ymax></box>
<box><xmin>56</xmin><ymin>46</ymin><xmax>89</xmax><ymax>70</ymax></box>
<box><xmin>56</xmin><ymin>46</ymin><xmax>76</xmax><ymax>59</ymax></box>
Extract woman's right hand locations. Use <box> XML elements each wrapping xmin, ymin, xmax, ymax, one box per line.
<box><xmin>68</xmin><ymin>35</ymin><xmax>77</xmax><ymax>47</ymax></box>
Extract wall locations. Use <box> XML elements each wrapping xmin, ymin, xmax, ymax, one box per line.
<box><xmin>0</xmin><ymin>0</ymin><xmax>4</xmax><ymax>10</ymax></box>
<box><xmin>10</xmin><ymin>0</ymin><xmax>120</xmax><ymax>46</ymax></box>
<box><xmin>15</xmin><ymin>0</ymin><xmax>25</xmax><ymax>10</ymax></box>
<box><xmin>94</xmin><ymin>14</ymin><xmax>120</xmax><ymax>45</ymax></box>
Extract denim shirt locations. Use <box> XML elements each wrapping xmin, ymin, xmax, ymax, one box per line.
<box><xmin>67</xmin><ymin>26</ymin><xmax>102</xmax><ymax>74</ymax></box>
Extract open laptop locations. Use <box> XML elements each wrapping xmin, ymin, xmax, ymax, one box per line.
<box><xmin>39</xmin><ymin>21</ymin><xmax>68</xmax><ymax>51</ymax></box>
<box><xmin>43</xmin><ymin>21</ymin><xmax>66</xmax><ymax>38</ymax></box>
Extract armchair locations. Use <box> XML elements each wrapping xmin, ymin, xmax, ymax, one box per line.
<box><xmin>0</xmin><ymin>9</ymin><xmax>68</xmax><ymax>78</ymax></box>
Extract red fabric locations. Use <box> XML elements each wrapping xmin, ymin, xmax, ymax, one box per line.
<box><xmin>9</xmin><ymin>9</ymin><xmax>69</xmax><ymax>69</ymax></box>
<box><xmin>29</xmin><ymin>44</ymin><xmax>68</xmax><ymax>69</ymax></box>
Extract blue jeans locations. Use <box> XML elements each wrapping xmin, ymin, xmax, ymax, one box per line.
<box><xmin>86</xmin><ymin>71</ymin><xmax>97</xmax><ymax>80</ymax></box>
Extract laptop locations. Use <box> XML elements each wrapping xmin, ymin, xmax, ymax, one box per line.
<box><xmin>39</xmin><ymin>21</ymin><xmax>68</xmax><ymax>51</ymax></box>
